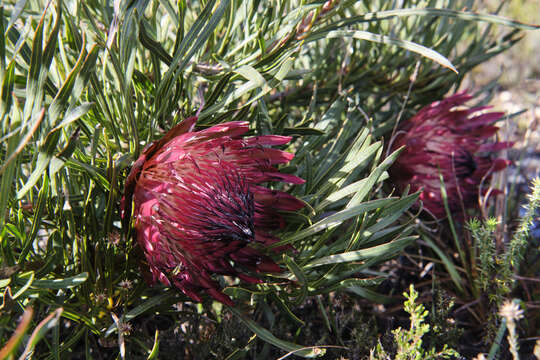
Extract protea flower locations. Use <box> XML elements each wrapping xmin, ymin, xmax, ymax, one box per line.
<box><xmin>123</xmin><ymin>117</ymin><xmax>305</xmax><ymax>305</ymax></box>
<box><xmin>389</xmin><ymin>92</ymin><xmax>511</xmax><ymax>219</ymax></box>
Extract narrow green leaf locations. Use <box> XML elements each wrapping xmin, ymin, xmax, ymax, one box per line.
<box><xmin>12</xmin><ymin>271</ymin><xmax>35</xmax><ymax>299</ymax></box>
<box><xmin>345</xmin><ymin>285</ymin><xmax>393</xmax><ymax>304</ymax></box>
<box><xmin>20</xmin><ymin>308</ymin><xmax>63</xmax><ymax>358</ymax></box>
<box><xmin>276</xmin><ymin>198</ymin><xmax>395</xmax><ymax>247</ymax></box>
<box><xmin>105</xmin><ymin>293</ymin><xmax>174</xmax><ymax>336</ymax></box>
<box><xmin>422</xmin><ymin>236</ymin><xmax>465</xmax><ymax>293</ymax></box>
<box><xmin>236</xmin><ymin>65</ymin><xmax>266</xmax><ymax>87</ymax></box>
<box><xmin>306</xmin><ymin>30</ymin><xmax>457</xmax><ymax>73</ymax></box>
<box><xmin>147</xmin><ymin>330</ymin><xmax>160</xmax><ymax>360</ymax></box>
<box><xmin>58</xmin><ymin>311</ymin><xmax>99</xmax><ymax>334</ymax></box>
<box><xmin>16</xmin><ymin>120</ymin><xmax>57</xmax><ymax>200</ymax></box>
<box><xmin>488</xmin><ymin>317</ymin><xmax>508</xmax><ymax>360</ymax></box>
<box><xmin>18</xmin><ymin>174</ymin><xmax>49</xmax><ymax>262</ymax></box>
<box><xmin>7</xmin><ymin>0</ymin><xmax>29</xmax><ymax>31</ymax></box>
<box><xmin>42</xmin><ymin>0</ymin><xmax>62</xmax><ymax>69</ymax></box>
<box><xmin>201</xmin><ymin>57</ymin><xmax>294</xmax><ymax>117</ymax></box>
<box><xmin>229</xmin><ymin>307</ymin><xmax>325</xmax><ymax>358</ymax></box>
<box><xmin>371</xmin><ymin>8</ymin><xmax>540</xmax><ymax>30</ymax></box>
<box><xmin>0</xmin><ymin>6</ymin><xmax>5</xmax><ymax>70</ymax></box>
<box><xmin>71</xmin><ymin>44</ymin><xmax>99</xmax><ymax>100</ymax></box>
<box><xmin>317</xmin><ymin>173</ymin><xmax>388</xmax><ymax>211</ymax></box>
<box><xmin>56</xmin><ymin>103</ymin><xmax>93</xmax><ymax>131</ymax></box>
<box><xmin>305</xmin><ymin>236</ymin><xmax>417</xmax><ymax>268</ymax></box>
<box><xmin>49</xmin><ymin>38</ymin><xmax>88</xmax><ymax>125</ymax></box>
<box><xmin>139</xmin><ymin>19</ymin><xmax>172</xmax><ymax>65</ymax></box>
<box><xmin>0</xmin><ymin>107</ymin><xmax>45</xmax><ymax>179</ymax></box>
<box><xmin>283</xmin><ymin>255</ymin><xmax>308</xmax><ymax>305</ymax></box>
<box><xmin>28</xmin><ymin>273</ymin><xmax>88</xmax><ymax>290</ymax></box>
<box><xmin>270</xmin><ymin>293</ymin><xmax>305</xmax><ymax>326</ymax></box>
<box><xmin>43</xmin><ymin>327</ymin><xmax>85</xmax><ymax>360</ymax></box>
<box><xmin>23</xmin><ymin>6</ymin><xmax>46</xmax><ymax>123</ymax></box>
<box><xmin>0</xmin><ymin>107</ymin><xmax>20</xmax><ymax>228</ymax></box>
<box><xmin>157</xmin><ymin>0</ymin><xmax>229</xmax><ymax>114</ymax></box>
<box><xmin>282</xmin><ymin>127</ymin><xmax>325</xmax><ymax>136</ymax></box>
<box><xmin>4</xmin><ymin>223</ymin><xmax>24</xmax><ymax>242</ymax></box>
<box><xmin>347</xmin><ymin>147</ymin><xmax>403</xmax><ymax>208</ymax></box>
<box><xmin>315</xmin><ymin>141</ymin><xmax>382</xmax><ymax>200</ymax></box>
<box><xmin>0</xmin><ymin>61</ymin><xmax>15</xmax><ymax>116</ymax></box>
<box><xmin>0</xmin><ymin>306</ymin><xmax>32</xmax><ymax>359</ymax></box>
<box><xmin>363</xmin><ymin>192</ymin><xmax>420</xmax><ymax>235</ymax></box>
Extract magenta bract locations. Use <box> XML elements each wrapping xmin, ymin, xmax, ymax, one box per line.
<box><xmin>389</xmin><ymin>92</ymin><xmax>511</xmax><ymax>219</ymax></box>
<box><xmin>123</xmin><ymin>117</ymin><xmax>305</xmax><ymax>305</ymax></box>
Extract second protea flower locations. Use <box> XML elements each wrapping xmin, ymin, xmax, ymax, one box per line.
<box><xmin>123</xmin><ymin>117</ymin><xmax>305</xmax><ymax>305</ymax></box>
<box><xmin>389</xmin><ymin>92</ymin><xmax>511</xmax><ymax>219</ymax></box>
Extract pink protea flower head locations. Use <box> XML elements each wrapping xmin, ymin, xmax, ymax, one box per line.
<box><xmin>389</xmin><ymin>92</ymin><xmax>511</xmax><ymax>219</ymax></box>
<box><xmin>123</xmin><ymin>117</ymin><xmax>305</xmax><ymax>305</ymax></box>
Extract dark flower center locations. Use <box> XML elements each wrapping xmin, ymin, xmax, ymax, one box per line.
<box><xmin>453</xmin><ymin>150</ymin><xmax>477</xmax><ymax>179</ymax></box>
<box><xmin>188</xmin><ymin>167</ymin><xmax>255</xmax><ymax>245</ymax></box>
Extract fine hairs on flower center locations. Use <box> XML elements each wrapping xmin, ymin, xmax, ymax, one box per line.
<box><xmin>148</xmin><ymin>156</ymin><xmax>256</xmax><ymax>246</ymax></box>
<box><xmin>193</xmin><ymin>167</ymin><xmax>255</xmax><ymax>245</ymax></box>
<box><xmin>452</xmin><ymin>150</ymin><xmax>477</xmax><ymax>179</ymax></box>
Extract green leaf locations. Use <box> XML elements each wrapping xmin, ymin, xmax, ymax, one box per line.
<box><xmin>157</xmin><ymin>0</ymin><xmax>230</xmax><ymax>116</ymax></box>
<box><xmin>23</xmin><ymin>6</ymin><xmax>47</xmax><ymax>123</ymax></box>
<box><xmin>347</xmin><ymin>147</ymin><xmax>403</xmax><ymax>208</ymax></box>
<box><xmin>277</xmin><ymin>198</ymin><xmax>395</xmax><ymax>247</ymax></box>
<box><xmin>0</xmin><ymin>306</ymin><xmax>33</xmax><ymax>359</ymax></box>
<box><xmin>371</xmin><ymin>8</ymin><xmax>540</xmax><ymax>30</ymax></box>
<box><xmin>0</xmin><ymin>6</ymin><xmax>4</xmax><ymax>69</ymax></box>
<box><xmin>43</xmin><ymin>327</ymin><xmax>85</xmax><ymax>360</ymax></box>
<box><xmin>282</xmin><ymin>127</ymin><xmax>325</xmax><ymax>136</ymax></box>
<box><xmin>18</xmin><ymin>174</ymin><xmax>49</xmax><ymax>261</ymax></box>
<box><xmin>304</xmin><ymin>236</ymin><xmax>417</xmax><ymax>268</ymax></box>
<box><xmin>27</xmin><ymin>272</ymin><xmax>88</xmax><ymax>290</ymax></box>
<box><xmin>7</xmin><ymin>0</ymin><xmax>28</xmax><ymax>31</ymax></box>
<box><xmin>56</xmin><ymin>102</ymin><xmax>93</xmax><ymax>131</ymax></box>
<box><xmin>71</xmin><ymin>44</ymin><xmax>99</xmax><ymax>100</ymax></box>
<box><xmin>19</xmin><ymin>308</ymin><xmax>63</xmax><ymax>358</ymax></box>
<box><xmin>200</xmin><ymin>57</ymin><xmax>295</xmax><ymax>117</ymax></box>
<box><xmin>42</xmin><ymin>0</ymin><xmax>62</xmax><ymax>69</ymax></box>
<box><xmin>362</xmin><ymin>192</ymin><xmax>420</xmax><ymax>236</ymax></box>
<box><xmin>270</xmin><ymin>292</ymin><xmax>305</xmax><ymax>326</ymax></box>
<box><xmin>422</xmin><ymin>236</ymin><xmax>465</xmax><ymax>293</ymax></box>
<box><xmin>283</xmin><ymin>255</ymin><xmax>308</xmax><ymax>305</ymax></box>
<box><xmin>229</xmin><ymin>307</ymin><xmax>325</xmax><ymax>358</ymax></box>
<box><xmin>0</xmin><ymin>105</ymin><xmax>20</xmax><ymax>228</ymax></box>
<box><xmin>317</xmin><ymin>173</ymin><xmax>388</xmax><ymax>211</ymax></box>
<box><xmin>306</xmin><ymin>29</ymin><xmax>457</xmax><ymax>73</ymax></box>
<box><xmin>139</xmin><ymin>19</ymin><xmax>172</xmax><ymax>65</ymax></box>
<box><xmin>12</xmin><ymin>271</ymin><xmax>35</xmax><ymax>299</ymax></box>
<box><xmin>147</xmin><ymin>330</ymin><xmax>160</xmax><ymax>360</ymax></box>
<box><xmin>49</xmin><ymin>39</ymin><xmax>89</xmax><ymax>125</ymax></box>
<box><xmin>1</xmin><ymin>107</ymin><xmax>45</xmax><ymax>180</ymax></box>
<box><xmin>105</xmin><ymin>293</ymin><xmax>174</xmax><ymax>336</ymax></box>
<box><xmin>346</xmin><ymin>284</ymin><xmax>394</xmax><ymax>304</ymax></box>
<box><xmin>0</xmin><ymin>60</ymin><xmax>15</xmax><ymax>117</ymax></box>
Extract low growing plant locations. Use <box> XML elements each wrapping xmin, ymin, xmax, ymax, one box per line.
<box><xmin>370</xmin><ymin>285</ymin><xmax>459</xmax><ymax>360</ymax></box>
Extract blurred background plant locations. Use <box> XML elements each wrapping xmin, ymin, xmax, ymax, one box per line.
<box><xmin>0</xmin><ymin>0</ymin><xmax>538</xmax><ymax>358</ymax></box>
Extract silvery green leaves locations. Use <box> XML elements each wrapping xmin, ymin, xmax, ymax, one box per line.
<box><xmin>1</xmin><ymin>2</ymin><xmax>99</xmax><ymax>358</ymax></box>
<box><xmin>248</xmin><ymin>97</ymin><xmax>418</xmax><ymax>305</ymax></box>
<box><xmin>213</xmin><ymin>97</ymin><xmax>420</xmax><ymax>358</ymax></box>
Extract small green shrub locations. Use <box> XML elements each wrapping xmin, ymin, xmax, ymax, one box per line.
<box><xmin>370</xmin><ymin>285</ymin><xmax>459</xmax><ymax>360</ymax></box>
